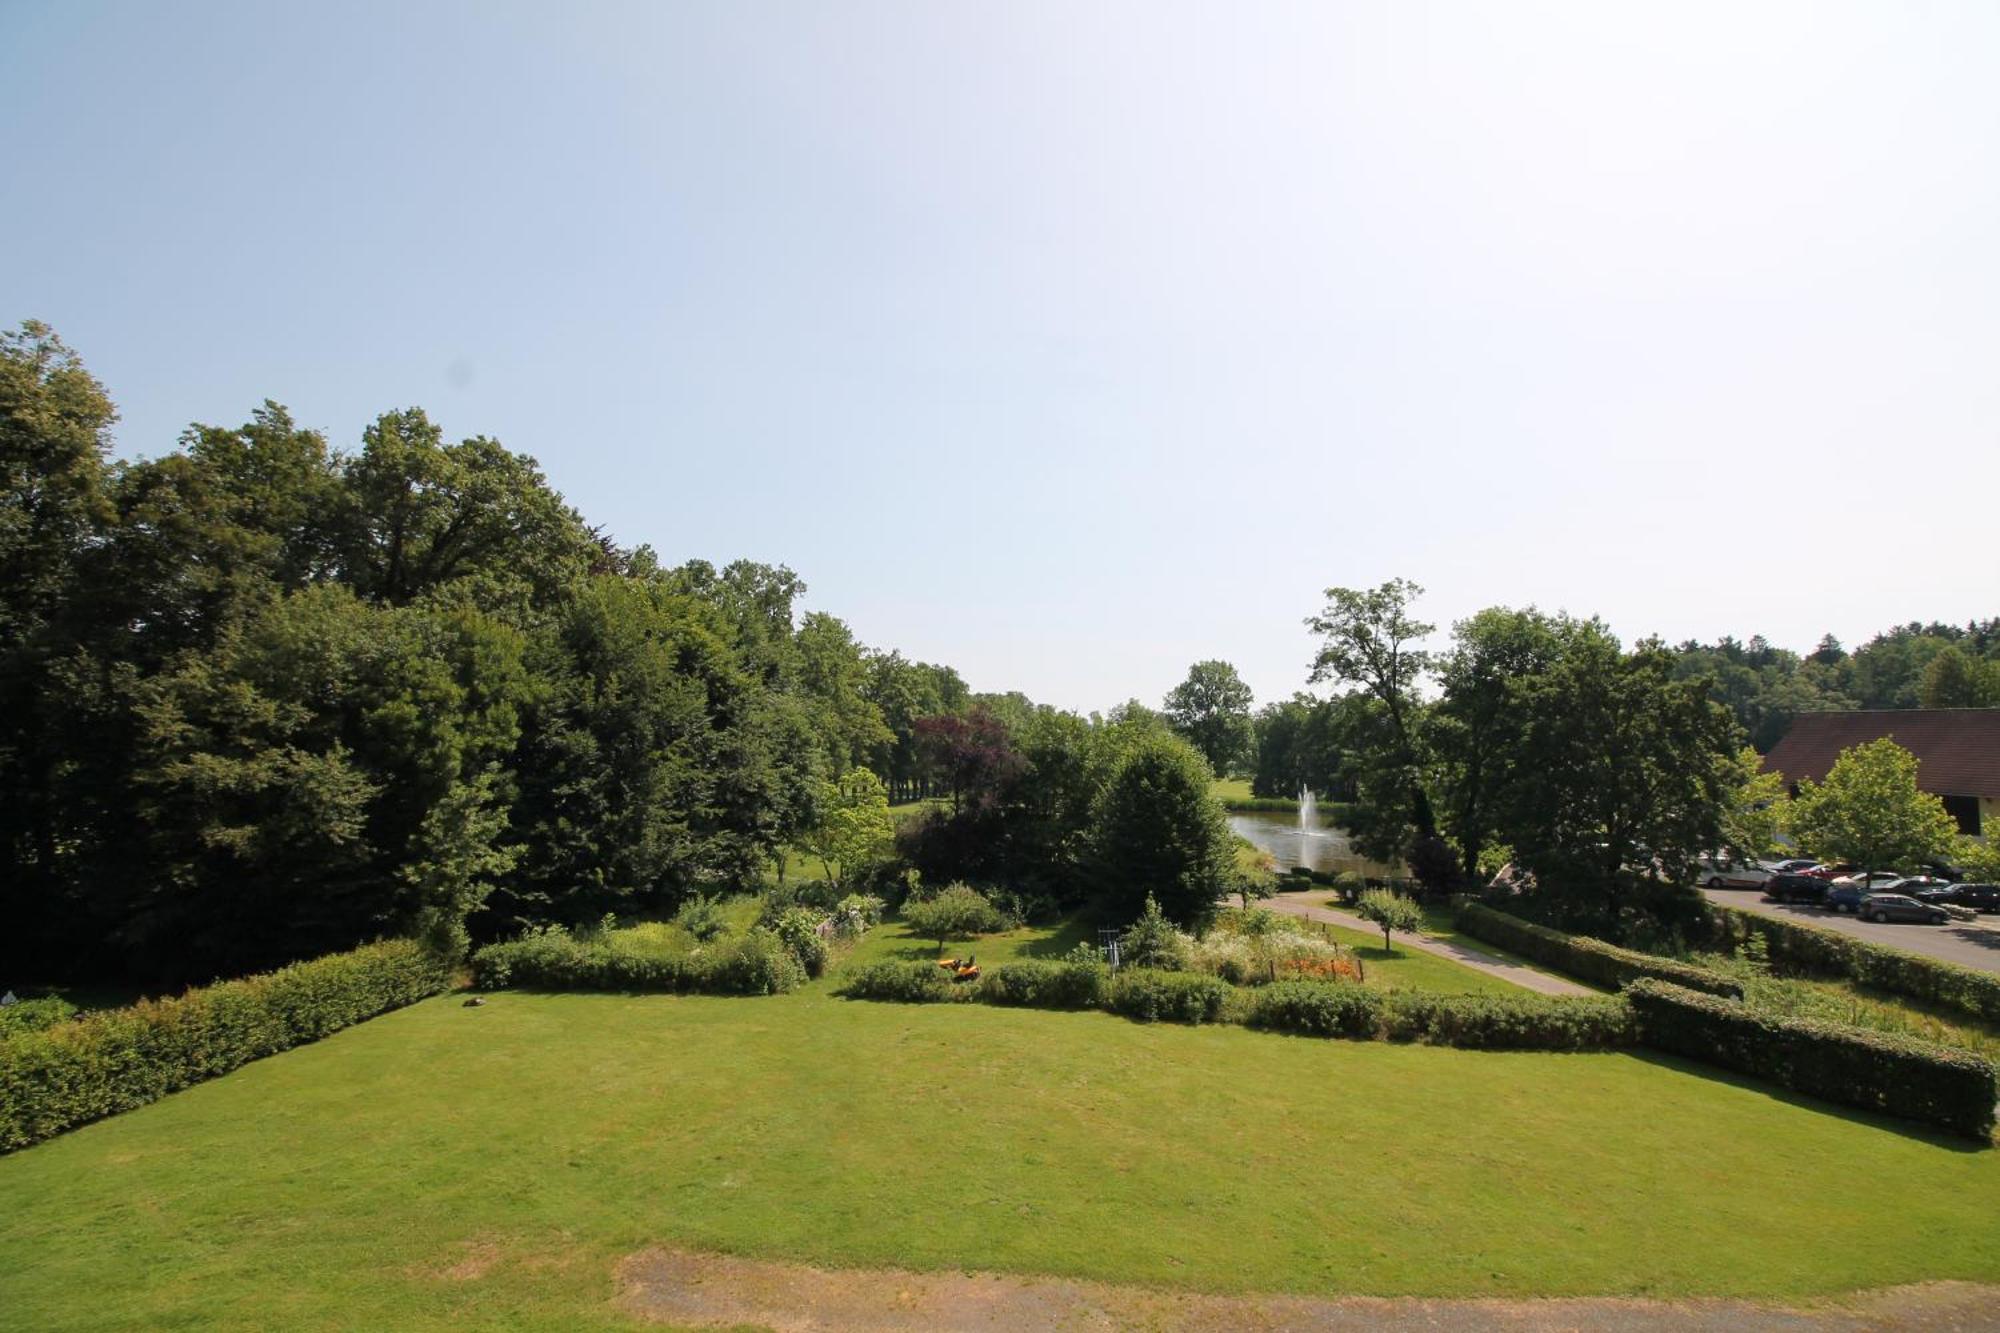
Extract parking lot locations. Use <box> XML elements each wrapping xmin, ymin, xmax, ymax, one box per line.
<box><xmin>1698</xmin><ymin>887</ymin><xmax>2000</xmax><ymax>976</ymax></box>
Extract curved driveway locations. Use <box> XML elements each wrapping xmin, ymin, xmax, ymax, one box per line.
<box><xmin>1698</xmin><ymin>887</ymin><xmax>2000</xmax><ymax>975</ymax></box>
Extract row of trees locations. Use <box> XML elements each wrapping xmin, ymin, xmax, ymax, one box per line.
<box><xmin>0</xmin><ymin>322</ymin><xmax>1009</xmax><ymax>984</ymax></box>
<box><xmin>1669</xmin><ymin>623</ymin><xmax>2000</xmax><ymax>751</ymax></box>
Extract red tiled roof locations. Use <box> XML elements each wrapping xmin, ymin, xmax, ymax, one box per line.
<box><xmin>1762</xmin><ymin>709</ymin><xmax>2000</xmax><ymax>797</ymax></box>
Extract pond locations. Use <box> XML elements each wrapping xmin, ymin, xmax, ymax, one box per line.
<box><xmin>1227</xmin><ymin>807</ymin><xmax>1398</xmax><ymax>879</ymax></box>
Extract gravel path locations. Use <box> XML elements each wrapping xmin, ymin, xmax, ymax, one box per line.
<box><xmin>1263</xmin><ymin>892</ymin><xmax>1591</xmax><ymax>997</ymax></box>
<box><xmin>617</xmin><ymin>1247</ymin><xmax>1999</xmax><ymax>1331</ymax></box>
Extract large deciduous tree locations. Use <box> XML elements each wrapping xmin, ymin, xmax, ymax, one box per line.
<box><xmin>1498</xmin><ymin>631</ymin><xmax>1741</xmax><ymax>923</ymax></box>
<box><xmin>1306</xmin><ymin>579</ymin><xmax>1437</xmax><ymax>854</ymax></box>
<box><xmin>1162</xmin><ymin>659</ymin><xmax>1255</xmax><ymax>776</ymax></box>
<box><xmin>1429</xmin><ymin>608</ymin><xmax>1585</xmax><ymax>881</ymax></box>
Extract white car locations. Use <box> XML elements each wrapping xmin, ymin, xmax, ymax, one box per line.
<box><xmin>1829</xmin><ymin>870</ymin><xmax>1907</xmax><ymax>893</ymax></box>
<box><xmin>1698</xmin><ymin>857</ymin><xmax>1773</xmax><ymax>890</ymax></box>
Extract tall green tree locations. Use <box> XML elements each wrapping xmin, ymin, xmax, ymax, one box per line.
<box><xmin>798</xmin><ymin>767</ymin><xmax>894</xmax><ymax>890</ymax></box>
<box><xmin>335</xmin><ymin>409</ymin><xmax>598</xmax><ymax>607</ymax></box>
<box><xmin>1789</xmin><ymin>738</ymin><xmax>1960</xmax><ymax>874</ymax></box>
<box><xmin>1429</xmin><ymin>608</ymin><xmax>1584</xmax><ymax>880</ymax></box>
<box><xmin>1306</xmin><ymin>578</ymin><xmax>1436</xmax><ymax>850</ymax></box>
<box><xmin>1092</xmin><ymin>733</ymin><xmax>1234</xmax><ymax>930</ymax></box>
<box><xmin>1498</xmin><ymin>632</ymin><xmax>1741</xmax><ymax>920</ymax></box>
<box><xmin>1162</xmin><ymin>659</ymin><xmax>1255</xmax><ymax>775</ymax></box>
<box><xmin>0</xmin><ymin>321</ymin><xmax>117</xmax><ymax>968</ymax></box>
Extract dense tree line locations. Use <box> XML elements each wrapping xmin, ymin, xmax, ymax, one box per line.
<box><xmin>1669</xmin><ymin>623</ymin><xmax>2000</xmax><ymax>751</ymax></box>
<box><xmin>0</xmin><ymin>322</ymin><xmax>994</xmax><ymax>984</ymax></box>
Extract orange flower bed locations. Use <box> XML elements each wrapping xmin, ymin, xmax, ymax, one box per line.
<box><xmin>1275</xmin><ymin>955</ymin><xmax>1363</xmax><ymax>984</ymax></box>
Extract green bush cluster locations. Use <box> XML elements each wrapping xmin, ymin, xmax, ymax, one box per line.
<box><xmin>0</xmin><ymin>996</ymin><xmax>78</xmax><ymax>1038</ymax></box>
<box><xmin>981</xmin><ymin>958</ymin><xmax>1110</xmax><ymax>1009</ymax></box>
<box><xmin>1627</xmin><ymin>979</ymin><xmax>1999</xmax><ymax>1141</ymax></box>
<box><xmin>1243</xmin><ymin>982</ymin><xmax>1637</xmax><ymax>1049</ymax></box>
<box><xmin>470</xmin><ymin>927</ymin><xmax>805</xmax><ymax>995</ymax></box>
<box><xmin>1456</xmin><ymin>903</ymin><xmax>1743</xmax><ymax>998</ymax></box>
<box><xmin>833</xmin><ymin>960</ymin><xmax>962</xmax><ymax>1003</ymax></box>
<box><xmin>1104</xmin><ymin>969</ymin><xmax>1231</xmax><ymax>1024</ymax></box>
<box><xmin>1701</xmin><ymin>904</ymin><xmax>2000</xmax><ymax>1026</ymax></box>
<box><xmin>767</xmin><ymin>908</ymin><xmax>831</xmax><ymax>978</ymax></box>
<box><xmin>0</xmin><ymin>940</ymin><xmax>448</xmax><ymax>1153</ymax></box>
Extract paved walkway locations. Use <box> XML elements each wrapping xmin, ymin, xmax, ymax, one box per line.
<box><xmin>1699</xmin><ymin>889</ymin><xmax>2000</xmax><ymax>976</ymax></box>
<box><xmin>1264</xmin><ymin>892</ymin><xmax>1590</xmax><ymax>997</ymax></box>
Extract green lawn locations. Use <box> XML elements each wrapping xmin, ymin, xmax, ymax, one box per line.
<box><xmin>3</xmin><ymin>981</ymin><xmax>1997</xmax><ymax>1331</ymax></box>
<box><xmin>1211</xmin><ymin>776</ymin><xmax>1255</xmax><ymax>803</ymax></box>
<box><xmin>1313</xmin><ymin>921</ymin><xmax>1525</xmax><ymax>995</ymax></box>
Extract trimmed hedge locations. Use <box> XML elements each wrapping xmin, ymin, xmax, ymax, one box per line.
<box><xmin>981</xmin><ymin>959</ymin><xmax>1108</xmax><ymax>1009</ymax></box>
<box><xmin>1243</xmin><ymin>980</ymin><xmax>1383</xmax><ymax>1037</ymax></box>
<box><xmin>0</xmin><ymin>996</ymin><xmax>78</xmax><ymax>1039</ymax></box>
<box><xmin>1243</xmin><ymin>982</ymin><xmax>1637</xmax><ymax>1049</ymax></box>
<box><xmin>1105</xmin><ymin>970</ymin><xmax>1230</xmax><ymax>1024</ymax></box>
<box><xmin>1702</xmin><ymin>904</ymin><xmax>2000</xmax><ymax>1026</ymax></box>
<box><xmin>1628</xmin><ymin>979</ymin><xmax>1999</xmax><ymax>1141</ymax></box>
<box><xmin>470</xmin><ymin>928</ymin><xmax>805</xmax><ymax>996</ymax></box>
<box><xmin>1456</xmin><ymin>903</ymin><xmax>1744</xmax><ymax>999</ymax></box>
<box><xmin>1381</xmin><ymin>990</ymin><xmax>1637</xmax><ymax>1049</ymax></box>
<box><xmin>0</xmin><ymin>940</ymin><xmax>449</xmax><ymax>1154</ymax></box>
<box><xmin>834</xmin><ymin>960</ymin><xmax>963</xmax><ymax>1003</ymax></box>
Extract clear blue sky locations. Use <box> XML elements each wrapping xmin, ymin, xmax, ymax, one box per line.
<box><xmin>5</xmin><ymin>1</ymin><xmax>1997</xmax><ymax>712</ymax></box>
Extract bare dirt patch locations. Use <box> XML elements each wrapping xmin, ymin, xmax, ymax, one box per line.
<box><xmin>616</xmin><ymin>1249</ymin><xmax>2000</xmax><ymax>1332</ymax></box>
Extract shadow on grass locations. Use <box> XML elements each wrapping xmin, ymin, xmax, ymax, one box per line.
<box><xmin>868</xmin><ymin>912</ymin><xmax>1098</xmax><ymax>964</ymax></box>
<box><xmin>1626</xmin><ymin>1048</ymin><xmax>1993</xmax><ymax>1153</ymax></box>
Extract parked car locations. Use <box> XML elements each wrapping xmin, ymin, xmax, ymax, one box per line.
<box><xmin>1915</xmin><ymin>883</ymin><xmax>2000</xmax><ymax>913</ymax></box>
<box><xmin>1764</xmin><ymin>872</ymin><xmax>1829</xmax><ymax>904</ymax></box>
<box><xmin>1800</xmin><ymin>862</ymin><xmax>1855</xmax><ymax>880</ymax></box>
<box><xmin>1828</xmin><ymin>870</ymin><xmax>1906</xmax><ymax>893</ymax></box>
<box><xmin>1825</xmin><ymin>880</ymin><xmax>1906</xmax><ymax>913</ymax></box>
<box><xmin>1698</xmin><ymin>857</ymin><xmax>1773</xmax><ymax>890</ymax></box>
<box><xmin>1857</xmin><ymin>893</ymin><xmax>1950</xmax><ymax>925</ymax></box>
<box><xmin>1768</xmin><ymin>858</ymin><xmax>1818</xmax><ymax>874</ymax></box>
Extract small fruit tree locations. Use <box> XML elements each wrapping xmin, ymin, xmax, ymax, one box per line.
<box><xmin>1355</xmin><ymin>888</ymin><xmax>1422</xmax><ymax>954</ymax></box>
<box><xmin>903</xmin><ymin>883</ymin><xmax>1003</xmax><ymax>955</ymax></box>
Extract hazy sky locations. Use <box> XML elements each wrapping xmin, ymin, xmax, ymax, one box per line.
<box><xmin>6</xmin><ymin>2</ymin><xmax>1997</xmax><ymax>712</ymax></box>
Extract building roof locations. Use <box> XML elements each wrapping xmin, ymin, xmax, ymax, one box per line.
<box><xmin>1762</xmin><ymin>709</ymin><xmax>2000</xmax><ymax>797</ymax></box>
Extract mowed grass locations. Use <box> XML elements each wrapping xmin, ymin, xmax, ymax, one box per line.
<box><xmin>3</xmin><ymin>987</ymin><xmax>1998</xmax><ymax>1331</ymax></box>
<box><xmin>1311</xmin><ymin>922</ymin><xmax>1525</xmax><ymax>995</ymax></box>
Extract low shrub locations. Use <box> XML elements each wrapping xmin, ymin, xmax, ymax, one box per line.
<box><xmin>0</xmin><ymin>996</ymin><xmax>78</xmax><ymax>1038</ymax></box>
<box><xmin>768</xmin><ymin>907</ymin><xmax>831</xmax><ymax>978</ymax></box>
<box><xmin>1243</xmin><ymin>980</ymin><xmax>1383</xmax><ymax>1037</ymax></box>
<box><xmin>1701</xmin><ymin>904</ymin><xmax>2000</xmax><ymax>1026</ymax></box>
<box><xmin>1106</xmin><ymin>969</ymin><xmax>1229</xmax><ymax>1024</ymax></box>
<box><xmin>1119</xmin><ymin>895</ymin><xmax>1191</xmax><ymax>971</ymax></box>
<box><xmin>1382</xmin><ymin>991</ymin><xmax>1637</xmax><ymax>1049</ymax></box>
<box><xmin>0</xmin><ymin>940</ymin><xmax>450</xmax><ymax>1153</ymax></box>
<box><xmin>470</xmin><ymin>926</ymin><xmax>805</xmax><ymax>996</ymax></box>
<box><xmin>831</xmin><ymin>893</ymin><xmax>887</xmax><ymax>937</ymax></box>
<box><xmin>1456</xmin><ymin>903</ymin><xmax>1743</xmax><ymax>999</ymax></box>
<box><xmin>834</xmin><ymin>960</ymin><xmax>960</xmax><ymax>1003</ymax></box>
<box><xmin>672</xmin><ymin>893</ymin><xmax>729</xmax><ymax>942</ymax></box>
<box><xmin>981</xmin><ymin>959</ymin><xmax>1108</xmax><ymax>1009</ymax></box>
<box><xmin>1628</xmin><ymin>979</ymin><xmax>1999</xmax><ymax>1141</ymax></box>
